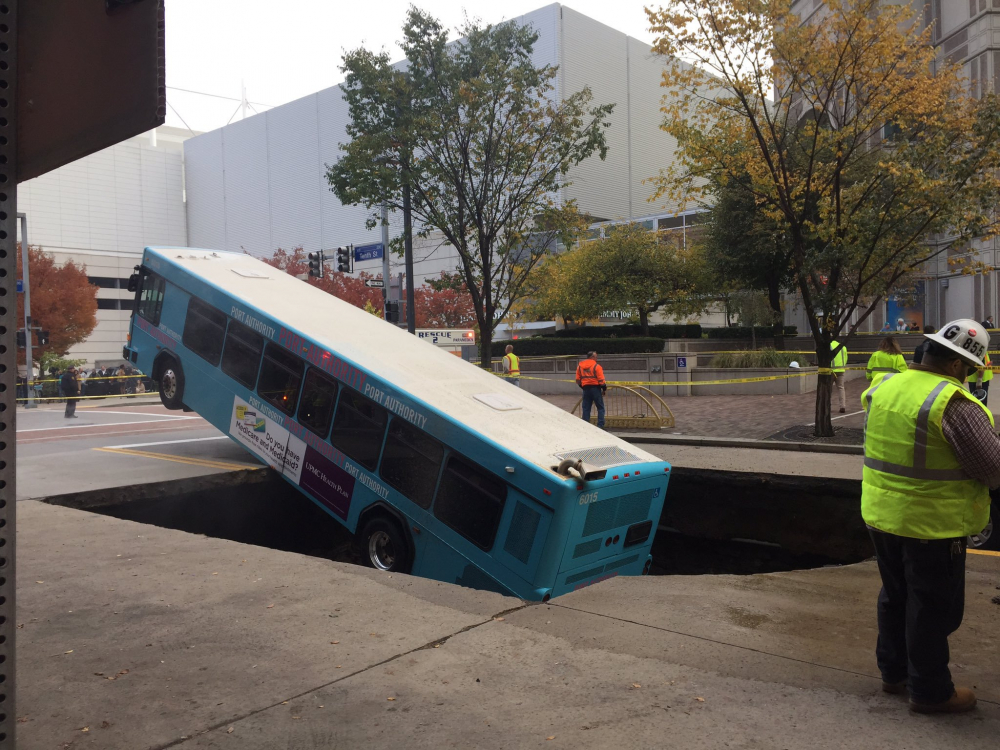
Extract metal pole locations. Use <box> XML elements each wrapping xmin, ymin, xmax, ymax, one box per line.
<box><xmin>1</xmin><ymin>4</ymin><xmax>18</xmax><ymax>746</ymax></box>
<box><xmin>18</xmin><ymin>214</ymin><xmax>35</xmax><ymax>409</ymax></box>
<box><xmin>381</xmin><ymin>202</ymin><xmax>390</xmax><ymax>304</ymax></box>
<box><xmin>403</xmin><ymin>182</ymin><xmax>415</xmax><ymax>334</ymax></box>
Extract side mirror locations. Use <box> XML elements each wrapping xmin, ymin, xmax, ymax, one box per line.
<box><xmin>127</xmin><ymin>273</ymin><xmax>139</xmax><ymax>293</ymax></box>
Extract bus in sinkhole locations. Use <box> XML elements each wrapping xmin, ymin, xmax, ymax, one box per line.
<box><xmin>124</xmin><ymin>246</ymin><xmax>671</xmax><ymax>600</ymax></box>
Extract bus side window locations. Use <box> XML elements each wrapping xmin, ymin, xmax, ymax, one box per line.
<box><xmin>379</xmin><ymin>418</ymin><xmax>443</xmax><ymax>509</ymax></box>
<box><xmin>433</xmin><ymin>456</ymin><xmax>507</xmax><ymax>550</ymax></box>
<box><xmin>329</xmin><ymin>387</ymin><xmax>388</xmax><ymax>471</ymax></box>
<box><xmin>183</xmin><ymin>298</ymin><xmax>227</xmax><ymax>365</ymax></box>
<box><xmin>137</xmin><ymin>273</ymin><xmax>166</xmax><ymax>325</ymax></box>
<box><xmin>257</xmin><ymin>342</ymin><xmax>304</xmax><ymax>415</ymax></box>
<box><xmin>220</xmin><ymin>319</ymin><xmax>265</xmax><ymax>390</ymax></box>
<box><xmin>297</xmin><ymin>367</ymin><xmax>339</xmax><ymax>438</ymax></box>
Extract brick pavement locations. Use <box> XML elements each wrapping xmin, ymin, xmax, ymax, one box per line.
<box><xmin>540</xmin><ymin>378</ymin><xmax>873</xmax><ymax>439</ymax></box>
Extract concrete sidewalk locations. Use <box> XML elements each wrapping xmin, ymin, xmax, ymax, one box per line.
<box><xmin>16</xmin><ymin>500</ymin><xmax>999</xmax><ymax>749</ymax></box>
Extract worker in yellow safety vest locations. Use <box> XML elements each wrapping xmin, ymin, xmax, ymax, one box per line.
<box><xmin>830</xmin><ymin>339</ymin><xmax>849</xmax><ymax>413</ymax></box>
<box><xmin>861</xmin><ymin>319</ymin><xmax>1000</xmax><ymax>714</ymax></box>
<box><xmin>973</xmin><ymin>351</ymin><xmax>992</xmax><ymax>406</ymax></box>
<box><xmin>502</xmin><ymin>345</ymin><xmax>520</xmax><ymax>388</ymax></box>
<box><xmin>866</xmin><ymin>336</ymin><xmax>908</xmax><ymax>382</ymax></box>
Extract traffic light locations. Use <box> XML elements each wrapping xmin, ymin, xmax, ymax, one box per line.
<box><xmin>307</xmin><ymin>250</ymin><xmax>325</xmax><ymax>278</ymax></box>
<box><xmin>385</xmin><ymin>300</ymin><xmax>400</xmax><ymax>324</ymax></box>
<box><xmin>336</xmin><ymin>246</ymin><xmax>351</xmax><ymax>273</ymax></box>
<box><xmin>16</xmin><ymin>330</ymin><xmax>26</xmax><ymax>348</ymax></box>
<box><xmin>38</xmin><ymin>330</ymin><xmax>50</xmax><ymax>346</ymax></box>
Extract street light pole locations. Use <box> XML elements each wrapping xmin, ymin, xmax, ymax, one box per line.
<box><xmin>18</xmin><ymin>213</ymin><xmax>36</xmax><ymax>409</ymax></box>
<box><xmin>403</xmin><ymin>182</ymin><xmax>415</xmax><ymax>334</ymax></box>
<box><xmin>381</xmin><ymin>202</ymin><xmax>391</xmax><ymax>306</ymax></box>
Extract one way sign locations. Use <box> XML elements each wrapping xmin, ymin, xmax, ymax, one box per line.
<box><xmin>364</xmin><ymin>279</ymin><xmax>384</xmax><ymax>288</ymax></box>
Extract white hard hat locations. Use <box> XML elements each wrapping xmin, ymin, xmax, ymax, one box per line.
<box><xmin>788</xmin><ymin>361</ymin><xmax>800</xmax><ymax>368</ymax></box>
<box><xmin>923</xmin><ymin>319</ymin><xmax>990</xmax><ymax>367</ymax></box>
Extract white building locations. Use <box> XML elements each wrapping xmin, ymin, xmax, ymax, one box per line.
<box><xmin>183</xmin><ymin>3</ymin><xmax>687</xmax><ymax>287</ymax></box>
<box><xmin>17</xmin><ymin>125</ymin><xmax>192</xmax><ymax>365</ymax></box>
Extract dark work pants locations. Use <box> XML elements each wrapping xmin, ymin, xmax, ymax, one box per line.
<box><xmin>581</xmin><ymin>386</ymin><xmax>606</xmax><ymax>428</ymax></box>
<box><xmin>868</xmin><ymin>528</ymin><xmax>966</xmax><ymax>704</ymax></box>
<box><xmin>64</xmin><ymin>397</ymin><xmax>78</xmax><ymax>418</ymax></box>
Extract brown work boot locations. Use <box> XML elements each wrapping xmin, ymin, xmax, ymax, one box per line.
<box><xmin>910</xmin><ymin>687</ymin><xmax>977</xmax><ymax>714</ymax></box>
<box><xmin>882</xmin><ymin>680</ymin><xmax>906</xmax><ymax>695</ymax></box>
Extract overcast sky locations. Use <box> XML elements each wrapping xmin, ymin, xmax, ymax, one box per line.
<box><xmin>164</xmin><ymin>1</ymin><xmax>659</xmax><ymax>133</ymax></box>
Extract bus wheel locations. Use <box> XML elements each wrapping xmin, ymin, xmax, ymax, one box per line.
<box><xmin>361</xmin><ymin>516</ymin><xmax>411</xmax><ymax>574</ymax></box>
<box><xmin>158</xmin><ymin>357</ymin><xmax>185</xmax><ymax>410</ymax></box>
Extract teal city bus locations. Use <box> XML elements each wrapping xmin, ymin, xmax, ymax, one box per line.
<box><xmin>124</xmin><ymin>247</ymin><xmax>672</xmax><ymax>600</ymax></box>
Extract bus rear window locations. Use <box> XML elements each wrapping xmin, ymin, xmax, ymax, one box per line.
<box><xmin>257</xmin><ymin>343</ymin><xmax>304</xmax><ymax>414</ymax></box>
<box><xmin>221</xmin><ymin>319</ymin><xmax>264</xmax><ymax>389</ymax></box>
<box><xmin>137</xmin><ymin>273</ymin><xmax>165</xmax><ymax>325</ymax></box>
<box><xmin>434</xmin><ymin>456</ymin><xmax>506</xmax><ymax>550</ymax></box>
<box><xmin>183</xmin><ymin>298</ymin><xmax>227</xmax><ymax>365</ymax></box>
<box><xmin>380</xmin><ymin>418</ymin><xmax>443</xmax><ymax>509</ymax></box>
<box><xmin>330</xmin><ymin>387</ymin><xmax>388</xmax><ymax>471</ymax></box>
<box><xmin>297</xmin><ymin>367</ymin><xmax>339</xmax><ymax>438</ymax></box>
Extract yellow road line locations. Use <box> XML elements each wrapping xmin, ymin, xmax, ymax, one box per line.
<box><xmin>94</xmin><ymin>446</ymin><xmax>253</xmax><ymax>471</ymax></box>
<box><xmin>968</xmin><ymin>549</ymin><xmax>1000</xmax><ymax>558</ymax></box>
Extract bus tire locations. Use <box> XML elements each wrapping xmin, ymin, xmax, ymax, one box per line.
<box><xmin>360</xmin><ymin>516</ymin><xmax>412</xmax><ymax>574</ymax></box>
<box><xmin>157</xmin><ymin>356</ymin><xmax>185</xmax><ymax>410</ymax></box>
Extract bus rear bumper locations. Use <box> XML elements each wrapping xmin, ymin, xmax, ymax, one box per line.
<box><xmin>552</xmin><ymin>549</ymin><xmax>651</xmax><ymax>598</ymax></box>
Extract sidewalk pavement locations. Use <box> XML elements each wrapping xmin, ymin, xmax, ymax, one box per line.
<box><xmin>16</xmin><ymin>499</ymin><xmax>1000</xmax><ymax>749</ymax></box>
<box><xmin>539</xmin><ymin>379</ymin><xmax>1000</xmax><ymax>440</ymax></box>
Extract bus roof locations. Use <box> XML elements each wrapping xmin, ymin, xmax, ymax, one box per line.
<box><xmin>146</xmin><ymin>247</ymin><xmax>661</xmax><ymax>473</ymax></box>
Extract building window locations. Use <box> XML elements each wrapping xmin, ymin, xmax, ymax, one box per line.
<box><xmin>220</xmin><ymin>319</ymin><xmax>264</xmax><ymax>390</ymax></box>
<box><xmin>137</xmin><ymin>273</ymin><xmax>165</xmax><ymax>326</ymax></box>
<box><xmin>256</xmin><ymin>342</ymin><xmax>304</xmax><ymax>415</ymax></box>
<box><xmin>329</xmin><ymin>387</ymin><xmax>388</xmax><ymax>471</ymax></box>
<box><xmin>434</xmin><ymin>455</ymin><xmax>507</xmax><ymax>550</ymax></box>
<box><xmin>380</xmin><ymin>418</ymin><xmax>444</xmax><ymax>509</ymax></box>
<box><xmin>182</xmin><ymin>298</ymin><xmax>227</xmax><ymax>366</ymax></box>
<box><xmin>97</xmin><ymin>298</ymin><xmax>122</xmax><ymax>311</ymax></box>
<box><xmin>296</xmin><ymin>367</ymin><xmax>339</xmax><ymax>438</ymax></box>
<box><xmin>88</xmin><ymin>276</ymin><xmax>129</xmax><ymax>289</ymax></box>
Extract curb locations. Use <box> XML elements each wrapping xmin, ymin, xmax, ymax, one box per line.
<box><xmin>614</xmin><ymin>432</ymin><xmax>864</xmax><ymax>456</ymax></box>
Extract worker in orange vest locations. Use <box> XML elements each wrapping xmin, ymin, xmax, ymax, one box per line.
<box><xmin>576</xmin><ymin>350</ymin><xmax>607</xmax><ymax>428</ymax></box>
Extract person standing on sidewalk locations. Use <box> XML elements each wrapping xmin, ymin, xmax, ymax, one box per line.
<box><xmin>576</xmin><ymin>351</ymin><xmax>607</xmax><ymax>428</ymax></box>
<box><xmin>61</xmin><ymin>366</ymin><xmax>80</xmax><ymax>419</ymax></box>
<box><xmin>502</xmin><ymin>345</ymin><xmax>520</xmax><ymax>388</ymax></box>
<box><xmin>861</xmin><ymin>319</ymin><xmax>999</xmax><ymax>714</ymax></box>
<box><xmin>829</xmin><ymin>338</ymin><xmax>848</xmax><ymax>413</ymax></box>
<box><xmin>866</xmin><ymin>337</ymin><xmax>907</xmax><ymax>382</ymax></box>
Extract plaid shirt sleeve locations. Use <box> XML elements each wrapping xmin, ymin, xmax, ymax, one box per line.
<box><xmin>941</xmin><ymin>394</ymin><xmax>1000</xmax><ymax>489</ymax></box>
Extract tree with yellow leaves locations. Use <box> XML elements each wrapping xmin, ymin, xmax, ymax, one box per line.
<box><xmin>528</xmin><ymin>223</ymin><xmax>711</xmax><ymax>335</ymax></box>
<box><xmin>647</xmin><ymin>0</ymin><xmax>1000</xmax><ymax>435</ymax></box>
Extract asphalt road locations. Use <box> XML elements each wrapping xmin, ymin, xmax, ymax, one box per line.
<box><xmin>15</xmin><ymin>400</ymin><xmax>261</xmax><ymax>500</ymax></box>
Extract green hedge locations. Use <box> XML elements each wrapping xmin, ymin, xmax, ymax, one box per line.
<box><xmin>491</xmin><ymin>337</ymin><xmax>665</xmax><ymax>357</ymax></box>
<box><xmin>550</xmin><ymin>323</ymin><xmax>702</xmax><ymax>339</ymax></box>
<box><xmin>707</xmin><ymin>325</ymin><xmax>797</xmax><ymax>339</ymax></box>
<box><xmin>710</xmin><ymin>349</ymin><xmax>801</xmax><ymax>368</ymax></box>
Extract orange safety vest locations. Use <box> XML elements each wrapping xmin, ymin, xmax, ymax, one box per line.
<box><xmin>576</xmin><ymin>359</ymin><xmax>605</xmax><ymax>387</ymax></box>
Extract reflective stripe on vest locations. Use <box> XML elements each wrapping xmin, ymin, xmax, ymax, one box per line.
<box><xmin>577</xmin><ymin>360</ymin><xmax>603</xmax><ymax>387</ymax></box>
<box><xmin>504</xmin><ymin>353</ymin><xmax>520</xmax><ymax>375</ymax></box>
<box><xmin>861</xmin><ymin>369</ymin><xmax>992</xmax><ymax>539</ymax></box>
